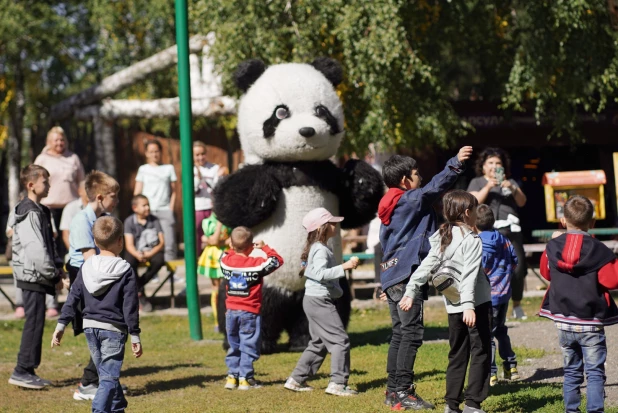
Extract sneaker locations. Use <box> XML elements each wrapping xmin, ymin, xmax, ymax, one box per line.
<box><xmin>384</xmin><ymin>390</ymin><xmax>397</xmax><ymax>406</ymax></box>
<box><xmin>238</xmin><ymin>377</ymin><xmax>262</xmax><ymax>390</ymax></box>
<box><xmin>172</xmin><ymin>275</ymin><xmax>184</xmax><ymax>284</ymax></box>
<box><xmin>224</xmin><ymin>375</ymin><xmax>238</xmax><ymax>390</ymax></box>
<box><xmin>138</xmin><ymin>294</ymin><xmax>153</xmax><ymax>313</ymax></box>
<box><xmin>73</xmin><ymin>384</ymin><xmax>98</xmax><ymax>400</ymax></box>
<box><xmin>489</xmin><ymin>374</ymin><xmax>498</xmax><ymax>387</ymax></box>
<box><xmin>462</xmin><ymin>406</ymin><xmax>486</xmax><ymax>413</ymax></box>
<box><xmin>445</xmin><ymin>407</ymin><xmax>463</xmax><ymax>413</ymax></box>
<box><xmin>392</xmin><ymin>384</ymin><xmax>434</xmax><ymax>410</ymax></box>
<box><xmin>14</xmin><ymin>306</ymin><xmax>25</xmax><ymax>319</ymax></box>
<box><xmin>512</xmin><ymin>306</ymin><xmax>527</xmax><ymax>320</ymax></box>
<box><xmin>325</xmin><ymin>382</ymin><xmax>358</xmax><ymax>396</ymax></box>
<box><xmin>46</xmin><ymin>308</ymin><xmax>59</xmax><ymax>318</ymax></box>
<box><xmin>34</xmin><ymin>375</ymin><xmax>52</xmax><ymax>386</ymax></box>
<box><xmin>284</xmin><ymin>377</ymin><xmax>314</xmax><ymax>392</ymax></box>
<box><xmin>8</xmin><ymin>372</ymin><xmax>45</xmax><ymax>389</ymax></box>
<box><xmin>503</xmin><ymin>367</ymin><xmax>520</xmax><ymax>381</ymax></box>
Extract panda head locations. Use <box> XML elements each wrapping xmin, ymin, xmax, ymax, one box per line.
<box><xmin>234</xmin><ymin>58</ymin><xmax>345</xmax><ymax>164</ymax></box>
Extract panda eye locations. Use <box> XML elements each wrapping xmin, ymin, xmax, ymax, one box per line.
<box><xmin>316</xmin><ymin>106</ymin><xmax>327</xmax><ymax>117</ymax></box>
<box><xmin>275</xmin><ymin>107</ymin><xmax>289</xmax><ymax>120</ymax></box>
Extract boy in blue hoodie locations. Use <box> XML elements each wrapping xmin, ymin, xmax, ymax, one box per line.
<box><xmin>378</xmin><ymin>146</ymin><xmax>472</xmax><ymax>410</ymax></box>
<box><xmin>476</xmin><ymin>204</ymin><xmax>519</xmax><ymax>386</ymax></box>
<box><xmin>53</xmin><ymin>216</ymin><xmax>142</xmax><ymax>413</ymax></box>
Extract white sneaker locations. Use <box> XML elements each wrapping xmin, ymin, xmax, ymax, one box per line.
<box><xmin>325</xmin><ymin>382</ymin><xmax>358</xmax><ymax>396</ymax></box>
<box><xmin>512</xmin><ymin>306</ymin><xmax>527</xmax><ymax>320</ymax></box>
<box><xmin>463</xmin><ymin>405</ymin><xmax>486</xmax><ymax>413</ymax></box>
<box><xmin>284</xmin><ymin>377</ymin><xmax>314</xmax><ymax>392</ymax></box>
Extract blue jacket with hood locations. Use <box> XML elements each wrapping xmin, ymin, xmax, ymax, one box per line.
<box><xmin>479</xmin><ymin>229</ymin><xmax>518</xmax><ymax>306</ymax></box>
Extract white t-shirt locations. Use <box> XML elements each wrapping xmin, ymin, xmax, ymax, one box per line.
<box><xmin>59</xmin><ymin>198</ymin><xmax>86</xmax><ymax>231</ymax></box>
<box><xmin>194</xmin><ymin>162</ymin><xmax>220</xmax><ymax>211</ymax></box>
<box><xmin>135</xmin><ymin>164</ymin><xmax>177</xmax><ymax>211</ymax></box>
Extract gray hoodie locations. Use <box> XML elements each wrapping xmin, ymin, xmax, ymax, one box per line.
<box><xmin>304</xmin><ymin>242</ymin><xmax>345</xmax><ymax>299</ymax></box>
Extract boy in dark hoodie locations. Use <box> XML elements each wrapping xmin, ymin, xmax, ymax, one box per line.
<box><xmin>9</xmin><ymin>165</ymin><xmax>67</xmax><ymax>389</ymax></box>
<box><xmin>476</xmin><ymin>204</ymin><xmax>519</xmax><ymax>386</ymax></box>
<box><xmin>539</xmin><ymin>195</ymin><xmax>618</xmax><ymax>413</ymax></box>
<box><xmin>53</xmin><ymin>216</ymin><xmax>142</xmax><ymax>413</ymax></box>
<box><xmin>379</xmin><ymin>146</ymin><xmax>472</xmax><ymax>410</ymax></box>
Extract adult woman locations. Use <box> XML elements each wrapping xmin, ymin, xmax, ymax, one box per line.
<box><xmin>467</xmin><ymin>147</ymin><xmax>528</xmax><ymax>319</ymax></box>
<box><xmin>134</xmin><ymin>139</ymin><xmax>177</xmax><ymax>262</ymax></box>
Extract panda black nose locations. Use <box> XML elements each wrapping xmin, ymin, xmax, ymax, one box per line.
<box><xmin>299</xmin><ymin>127</ymin><xmax>316</xmax><ymax>138</ymax></box>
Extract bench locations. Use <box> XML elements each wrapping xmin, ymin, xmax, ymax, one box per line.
<box><xmin>141</xmin><ymin>259</ymin><xmax>185</xmax><ymax>309</ymax></box>
<box><xmin>0</xmin><ymin>266</ymin><xmax>15</xmax><ymax>307</ymax></box>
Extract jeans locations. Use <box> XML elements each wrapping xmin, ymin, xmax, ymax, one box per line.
<box><xmin>386</xmin><ymin>295</ymin><xmax>424</xmax><ymax>393</ymax></box>
<box><xmin>15</xmin><ymin>290</ymin><xmax>46</xmax><ymax>375</ymax></box>
<box><xmin>84</xmin><ymin>328</ymin><xmax>128</xmax><ymax>413</ymax></box>
<box><xmin>491</xmin><ymin>302</ymin><xmax>517</xmax><ymax>376</ymax></box>
<box><xmin>558</xmin><ymin>329</ymin><xmax>607</xmax><ymax>413</ymax></box>
<box><xmin>225</xmin><ymin>310</ymin><xmax>261</xmax><ymax>379</ymax></box>
<box><xmin>123</xmin><ymin>250</ymin><xmax>165</xmax><ymax>293</ymax></box>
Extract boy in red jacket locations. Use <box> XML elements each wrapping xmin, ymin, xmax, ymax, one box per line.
<box><xmin>220</xmin><ymin>226</ymin><xmax>283</xmax><ymax>390</ymax></box>
<box><xmin>539</xmin><ymin>195</ymin><xmax>618</xmax><ymax>413</ymax></box>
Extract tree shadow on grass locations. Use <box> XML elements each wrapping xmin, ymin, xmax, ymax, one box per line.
<box><xmin>356</xmin><ymin>369</ymin><xmax>444</xmax><ymax>392</ymax></box>
<box><xmin>488</xmin><ymin>382</ymin><xmax>563</xmax><ymax>412</ymax></box>
<box><xmin>131</xmin><ymin>374</ymin><xmax>227</xmax><ymax>396</ymax></box>
<box><xmin>122</xmin><ymin>363</ymin><xmax>202</xmax><ymax>378</ymax></box>
<box><xmin>349</xmin><ymin>326</ymin><xmax>449</xmax><ymax>348</ymax></box>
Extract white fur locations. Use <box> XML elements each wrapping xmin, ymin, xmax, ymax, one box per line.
<box><xmin>237</xmin><ymin>63</ymin><xmax>344</xmax><ymax>164</ymax></box>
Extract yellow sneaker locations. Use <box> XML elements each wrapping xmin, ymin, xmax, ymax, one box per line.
<box><xmin>224</xmin><ymin>375</ymin><xmax>238</xmax><ymax>390</ymax></box>
<box><xmin>490</xmin><ymin>375</ymin><xmax>498</xmax><ymax>387</ymax></box>
<box><xmin>238</xmin><ymin>377</ymin><xmax>262</xmax><ymax>390</ymax></box>
<box><xmin>504</xmin><ymin>367</ymin><xmax>520</xmax><ymax>381</ymax></box>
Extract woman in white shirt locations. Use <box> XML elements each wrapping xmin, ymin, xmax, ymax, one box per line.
<box><xmin>134</xmin><ymin>139</ymin><xmax>177</xmax><ymax>261</ymax></box>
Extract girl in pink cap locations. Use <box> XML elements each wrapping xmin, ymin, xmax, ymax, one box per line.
<box><xmin>284</xmin><ymin>208</ymin><xmax>360</xmax><ymax>396</ymax></box>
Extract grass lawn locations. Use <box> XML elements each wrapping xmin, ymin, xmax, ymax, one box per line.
<box><xmin>0</xmin><ymin>296</ymin><xmax>613</xmax><ymax>412</ymax></box>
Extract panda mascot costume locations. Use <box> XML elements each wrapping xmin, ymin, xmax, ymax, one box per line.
<box><xmin>213</xmin><ymin>57</ymin><xmax>383</xmax><ymax>354</ymax></box>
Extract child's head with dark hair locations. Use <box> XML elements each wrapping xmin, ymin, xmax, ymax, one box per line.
<box><xmin>382</xmin><ymin>155</ymin><xmax>422</xmax><ymax>190</ymax></box>
<box><xmin>20</xmin><ymin>165</ymin><xmax>50</xmax><ymax>200</ymax></box>
<box><xmin>563</xmin><ymin>195</ymin><xmax>594</xmax><ymax>230</ymax></box>
<box><xmin>231</xmin><ymin>226</ymin><xmax>254</xmax><ymax>252</ymax></box>
<box><xmin>93</xmin><ymin>216</ymin><xmax>124</xmax><ymax>254</ymax></box>
<box><xmin>131</xmin><ymin>194</ymin><xmax>151</xmax><ymax>218</ymax></box>
<box><xmin>476</xmin><ymin>204</ymin><xmax>495</xmax><ymax>232</ymax></box>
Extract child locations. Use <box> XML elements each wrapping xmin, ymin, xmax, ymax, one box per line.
<box><xmin>8</xmin><ymin>165</ymin><xmax>67</xmax><ymax>389</ymax></box>
<box><xmin>284</xmin><ymin>208</ymin><xmax>359</xmax><ymax>397</ymax></box>
<box><xmin>123</xmin><ymin>194</ymin><xmax>165</xmax><ymax>312</ymax></box>
<box><xmin>53</xmin><ymin>216</ymin><xmax>142</xmax><ymax>413</ymax></box>
<box><xmin>221</xmin><ymin>226</ymin><xmax>283</xmax><ymax>390</ymax></box>
<box><xmin>197</xmin><ymin>213</ymin><xmax>231</xmax><ymax>332</ymax></box>
<box><xmin>539</xmin><ymin>195</ymin><xmax>618</xmax><ymax>413</ymax></box>
<box><xmin>134</xmin><ymin>139</ymin><xmax>177</xmax><ymax>261</ymax></box>
<box><xmin>379</xmin><ymin>146</ymin><xmax>472</xmax><ymax>410</ymax></box>
<box><xmin>67</xmin><ymin>170</ymin><xmax>120</xmax><ymax>401</ymax></box>
<box><xmin>400</xmin><ymin>190</ymin><xmax>492</xmax><ymax>413</ymax></box>
<box><xmin>476</xmin><ymin>204</ymin><xmax>519</xmax><ymax>386</ymax></box>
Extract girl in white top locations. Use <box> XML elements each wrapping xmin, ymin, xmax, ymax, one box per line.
<box><xmin>134</xmin><ymin>139</ymin><xmax>177</xmax><ymax>261</ymax></box>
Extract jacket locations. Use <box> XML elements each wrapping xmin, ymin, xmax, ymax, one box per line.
<box><xmin>539</xmin><ymin>231</ymin><xmax>618</xmax><ymax>327</ymax></box>
<box><xmin>404</xmin><ymin>226</ymin><xmax>491</xmax><ymax>314</ymax></box>
<box><xmin>479</xmin><ymin>230</ymin><xmax>518</xmax><ymax>306</ymax></box>
<box><xmin>304</xmin><ymin>242</ymin><xmax>345</xmax><ymax>299</ymax></box>
<box><xmin>379</xmin><ymin>156</ymin><xmax>465</xmax><ymax>294</ymax></box>
<box><xmin>220</xmin><ymin>245</ymin><xmax>283</xmax><ymax>314</ymax></box>
<box><xmin>56</xmin><ymin>255</ymin><xmax>141</xmax><ymax>343</ymax></box>
<box><xmin>11</xmin><ymin>198</ymin><xmax>63</xmax><ymax>295</ymax></box>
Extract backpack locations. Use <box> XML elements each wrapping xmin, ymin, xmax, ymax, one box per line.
<box><xmin>429</xmin><ymin>229</ymin><xmax>473</xmax><ymax>305</ymax></box>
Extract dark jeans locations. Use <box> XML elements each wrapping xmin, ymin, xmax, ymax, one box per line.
<box><xmin>67</xmin><ymin>263</ymin><xmax>99</xmax><ymax>387</ymax></box>
<box><xmin>50</xmin><ymin>207</ymin><xmax>67</xmax><ymax>259</ymax></box>
<box><xmin>500</xmin><ymin>229</ymin><xmax>527</xmax><ymax>302</ymax></box>
<box><xmin>491</xmin><ymin>302</ymin><xmax>517</xmax><ymax>375</ymax></box>
<box><xmin>123</xmin><ymin>251</ymin><xmax>165</xmax><ymax>293</ymax></box>
<box><xmin>85</xmin><ymin>328</ymin><xmax>128</xmax><ymax>413</ymax></box>
<box><xmin>386</xmin><ymin>296</ymin><xmax>424</xmax><ymax>393</ymax></box>
<box><xmin>558</xmin><ymin>329</ymin><xmax>607</xmax><ymax>413</ymax></box>
<box><xmin>445</xmin><ymin>301</ymin><xmax>492</xmax><ymax>410</ymax></box>
<box><xmin>15</xmin><ymin>290</ymin><xmax>46</xmax><ymax>375</ymax></box>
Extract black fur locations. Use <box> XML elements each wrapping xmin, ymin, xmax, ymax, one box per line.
<box><xmin>234</xmin><ymin>59</ymin><xmax>267</xmax><ymax>92</ymax></box>
<box><xmin>263</xmin><ymin>105</ymin><xmax>290</xmax><ymax>138</ymax></box>
<box><xmin>315</xmin><ymin>105</ymin><xmax>341</xmax><ymax>135</ymax></box>
<box><xmin>310</xmin><ymin>57</ymin><xmax>343</xmax><ymax>87</ymax></box>
<box><xmin>338</xmin><ymin>159</ymin><xmax>385</xmax><ymax>229</ymax></box>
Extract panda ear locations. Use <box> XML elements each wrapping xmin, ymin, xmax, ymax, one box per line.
<box><xmin>233</xmin><ymin>59</ymin><xmax>267</xmax><ymax>92</ymax></box>
<box><xmin>310</xmin><ymin>57</ymin><xmax>343</xmax><ymax>87</ymax></box>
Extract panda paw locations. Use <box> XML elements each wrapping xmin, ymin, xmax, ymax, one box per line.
<box><xmin>339</xmin><ymin>159</ymin><xmax>384</xmax><ymax>229</ymax></box>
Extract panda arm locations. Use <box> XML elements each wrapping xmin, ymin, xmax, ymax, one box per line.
<box><xmin>338</xmin><ymin>159</ymin><xmax>384</xmax><ymax>229</ymax></box>
<box><xmin>212</xmin><ymin>165</ymin><xmax>282</xmax><ymax>228</ymax></box>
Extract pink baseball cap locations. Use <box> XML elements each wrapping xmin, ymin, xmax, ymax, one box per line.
<box><xmin>302</xmin><ymin>208</ymin><xmax>344</xmax><ymax>232</ymax></box>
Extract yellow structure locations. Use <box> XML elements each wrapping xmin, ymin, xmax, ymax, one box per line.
<box><xmin>542</xmin><ymin>170</ymin><xmax>607</xmax><ymax>222</ymax></box>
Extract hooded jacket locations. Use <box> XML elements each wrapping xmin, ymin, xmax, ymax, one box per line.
<box><xmin>11</xmin><ymin>198</ymin><xmax>63</xmax><ymax>295</ymax></box>
<box><xmin>539</xmin><ymin>231</ymin><xmax>618</xmax><ymax>327</ymax></box>
<box><xmin>378</xmin><ymin>156</ymin><xmax>464</xmax><ymax>294</ymax></box>
<box><xmin>479</xmin><ymin>229</ymin><xmax>518</xmax><ymax>306</ymax></box>
<box><xmin>56</xmin><ymin>255</ymin><xmax>141</xmax><ymax>343</ymax></box>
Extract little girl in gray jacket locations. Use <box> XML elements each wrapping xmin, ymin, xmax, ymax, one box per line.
<box><xmin>399</xmin><ymin>190</ymin><xmax>492</xmax><ymax>413</ymax></box>
<box><xmin>284</xmin><ymin>208</ymin><xmax>359</xmax><ymax>397</ymax></box>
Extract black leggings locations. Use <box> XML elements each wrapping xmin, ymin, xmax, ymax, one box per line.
<box><xmin>500</xmin><ymin>229</ymin><xmax>527</xmax><ymax>302</ymax></box>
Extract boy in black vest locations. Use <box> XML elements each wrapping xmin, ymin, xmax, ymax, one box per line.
<box><xmin>539</xmin><ymin>195</ymin><xmax>618</xmax><ymax>413</ymax></box>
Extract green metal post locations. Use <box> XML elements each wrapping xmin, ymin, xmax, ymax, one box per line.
<box><xmin>175</xmin><ymin>0</ymin><xmax>202</xmax><ymax>340</ymax></box>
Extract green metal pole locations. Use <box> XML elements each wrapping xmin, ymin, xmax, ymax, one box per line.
<box><xmin>175</xmin><ymin>0</ymin><xmax>202</xmax><ymax>340</ymax></box>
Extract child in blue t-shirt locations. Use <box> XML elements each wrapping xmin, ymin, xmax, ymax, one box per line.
<box><xmin>476</xmin><ymin>204</ymin><xmax>519</xmax><ymax>386</ymax></box>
